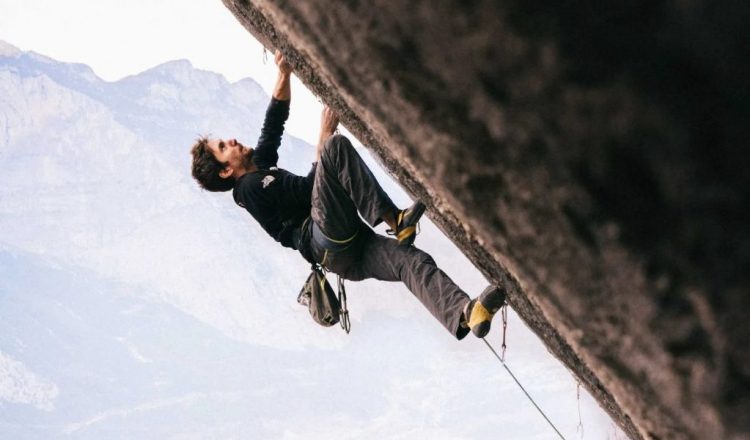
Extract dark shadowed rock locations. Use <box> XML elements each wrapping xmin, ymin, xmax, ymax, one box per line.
<box><xmin>222</xmin><ymin>1</ymin><xmax>750</xmax><ymax>438</ymax></box>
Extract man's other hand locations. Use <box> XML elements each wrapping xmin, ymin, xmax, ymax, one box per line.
<box><xmin>316</xmin><ymin>106</ymin><xmax>340</xmax><ymax>161</ymax></box>
<box><xmin>321</xmin><ymin>106</ymin><xmax>339</xmax><ymax>137</ymax></box>
<box><xmin>275</xmin><ymin>52</ymin><xmax>293</xmax><ymax>76</ymax></box>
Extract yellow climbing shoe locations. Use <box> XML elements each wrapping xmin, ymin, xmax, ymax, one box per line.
<box><xmin>387</xmin><ymin>201</ymin><xmax>426</xmax><ymax>246</ymax></box>
<box><xmin>464</xmin><ymin>285</ymin><xmax>507</xmax><ymax>338</ymax></box>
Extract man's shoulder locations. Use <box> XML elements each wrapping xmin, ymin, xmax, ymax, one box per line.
<box><xmin>234</xmin><ymin>170</ymin><xmax>281</xmax><ymax>200</ymax></box>
<box><xmin>241</xmin><ymin>167</ymin><xmax>280</xmax><ymax>181</ymax></box>
<box><xmin>235</xmin><ymin>171</ymin><xmax>264</xmax><ymax>193</ymax></box>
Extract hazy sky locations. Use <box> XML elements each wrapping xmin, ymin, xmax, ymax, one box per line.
<box><xmin>0</xmin><ymin>0</ymin><xmax>324</xmax><ymax>142</ymax></box>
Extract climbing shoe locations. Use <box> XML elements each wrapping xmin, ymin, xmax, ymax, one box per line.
<box><xmin>387</xmin><ymin>201</ymin><xmax>426</xmax><ymax>246</ymax></box>
<box><xmin>463</xmin><ymin>285</ymin><xmax>506</xmax><ymax>338</ymax></box>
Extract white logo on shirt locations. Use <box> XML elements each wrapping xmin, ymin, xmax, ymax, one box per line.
<box><xmin>262</xmin><ymin>175</ymin><xmax>276</xmax><ymax>188</ymax></box>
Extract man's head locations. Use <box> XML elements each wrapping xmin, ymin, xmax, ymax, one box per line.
<box><xmin>190</xmin><ymin>137</ymin><xmax>254</xmax><ymax>192</ymax></box>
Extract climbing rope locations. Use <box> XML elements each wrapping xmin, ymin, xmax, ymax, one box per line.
<box><xmin>482</xmin><ymin>307</ymin><xmax>567</xmax><ymax>440</ymax></box>
<box><xmin>500</xmin><ymin>304</ymin><xmax>508</xmax><ymax>361</ymax></box>
<box><xmin>576</xmin><ymin>381</ymin><xmax>585</xmax><ymax>438</ymax></box>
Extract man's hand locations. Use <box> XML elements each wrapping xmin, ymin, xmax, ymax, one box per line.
<box><xmin>271</xmin><ymin>51</ymin><xmax>292</xmax><ymax>100</ymax></box>
<box><xmin>316</xmin><ymin>106</ymin><xmax>340</xmax><ymax>161</ymax></box>
<box><xmin>320</xmin><ymin>106</ymin><xmax>339</xmax><ymax>137</ymax></box>
<box><xmin>275</xmin><ymin>52</ymin><xmax>293</xmax><ymax>76</ymax></box>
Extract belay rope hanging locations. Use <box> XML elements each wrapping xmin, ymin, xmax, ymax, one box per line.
<box><xmin>483</xmin><ymin>304</ymin><xmax>568</xmax><ymax>440</ymax></box>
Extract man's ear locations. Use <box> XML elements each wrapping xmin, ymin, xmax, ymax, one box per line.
<box><xmin>219</xmin><ymin>166</ymin><xmax>233</xmax><ymax>179</ymax></box>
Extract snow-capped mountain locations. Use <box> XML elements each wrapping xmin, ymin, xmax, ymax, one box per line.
<box><xmin>0</xmin><ymin>40</ymin><xmax>621</xmax><ymax>439</ymax></box>
<box><xmin>0</xmin><ymin>40</ymin><xmax>339</xmax><ymax>349</ymax></box>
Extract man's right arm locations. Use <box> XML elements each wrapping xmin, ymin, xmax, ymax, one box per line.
<box><xmin>253</xmin><ymin>53</ymin><xmax>293</xmax><ymax>169</ymax></box>
<box><xmin>271</xmin><ymin>52</ymin><xmax>292</xmax><ymax>100</ymax></box>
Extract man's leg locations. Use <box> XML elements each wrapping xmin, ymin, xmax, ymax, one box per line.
<box><xmin>311</xmin><ymin>134</ymin><xmax>398</xmax><ymax>240</ymax></box>
<box><xmin>310</xmin><ymin>134</ymin><xmax>399</xmax><ymax>274</ymax></box>
<box><xmin>351</xmin><ymin>233</ymin><xmax>471</xmax><ymax>340</ymax></box>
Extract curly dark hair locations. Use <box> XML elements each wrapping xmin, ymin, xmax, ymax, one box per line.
<box><xmin>190</xmin><ymin>137</ymin><xmax>235</xmax><ymax>192</ymax></box>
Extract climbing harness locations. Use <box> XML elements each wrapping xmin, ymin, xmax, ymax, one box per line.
<box><xmin>482</xmin><ymin>304</ymin><xmax>567</xmax><ymax>440</ymax></box>
<box><xmin>297</xmin><ymin>221</ymin><xmax>356</xmax><ymax>333</ymax></box>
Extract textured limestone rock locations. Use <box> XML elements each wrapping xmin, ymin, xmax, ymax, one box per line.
<box><xmin>222</xmin><ymin>1</ymin><xmax>750</xmax><ymax>438</ymax></box>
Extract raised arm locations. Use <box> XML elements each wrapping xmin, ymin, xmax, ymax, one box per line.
<box><xmin>253</xmin><ymin>52</ymin><xmax>293</xmax><ymax>168</ymax></box>
<box><xmin>272</xmin><ymin>52</ymin><xmax>292</xmax><ymax>100</ymax></box>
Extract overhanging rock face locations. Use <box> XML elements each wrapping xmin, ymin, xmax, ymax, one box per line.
<box><xmin>222</xmin><ymin>1</ymin><xmax>750</xmax><ymax>439</ymax></box>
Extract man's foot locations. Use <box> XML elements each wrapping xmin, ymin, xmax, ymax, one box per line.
<box><xmin>463</xmin><ymin>285</ymin><xmax>506</xmax><ymax>338</ymax></box>
<box><xmin>387</xmin><ymin>201</ymin><xmax>426</xmax><ymax>246</ymax></box>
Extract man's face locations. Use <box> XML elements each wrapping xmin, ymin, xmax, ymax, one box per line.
<box><xmin>207</xmin><ymin>138</ymin><xmax>253</xmax><ymax>178</ymax></box>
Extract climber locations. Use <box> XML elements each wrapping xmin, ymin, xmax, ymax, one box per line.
<box><xmin>189</xmin><ymin>52</ymin><xmax>506</xmax><ymax>339</ymax></box>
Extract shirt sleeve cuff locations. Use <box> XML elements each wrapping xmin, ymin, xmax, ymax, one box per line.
<box><xmin>271</xmin><ymin>97</ymin><xmax>291</xmax><ymax>106</ymax></box>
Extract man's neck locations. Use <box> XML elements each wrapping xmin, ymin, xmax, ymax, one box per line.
<box><xmin>235</xmin><ymin>162</ymin><xmax>257</xmax><ymax>180</ymax></box>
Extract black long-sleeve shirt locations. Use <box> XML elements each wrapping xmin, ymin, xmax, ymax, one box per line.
<box><xmin>233</xmin><ymin>98</ymin><xmax>316</xmax><ymax>254</ymax></box>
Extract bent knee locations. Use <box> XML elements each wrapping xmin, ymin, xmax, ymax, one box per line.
<box><xmin>401</xmin><ymin>247</ymin><xmax>436</xmax><ymax>273</ymax></box>
<box><xmin>322</xmin><ymin>134</ymin><xmax>353</xmax><ymax>163</ymax></box>
<box><xmin>412</xmin><ymin>250</ymin><xmax>436</xmax><ymax>269</ymax></box>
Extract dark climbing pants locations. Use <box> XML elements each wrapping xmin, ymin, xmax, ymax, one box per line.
<box><xmin>308</xmin><ymin>134</ymin><xmax>471</xmax><ymax>339</ymax></box>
